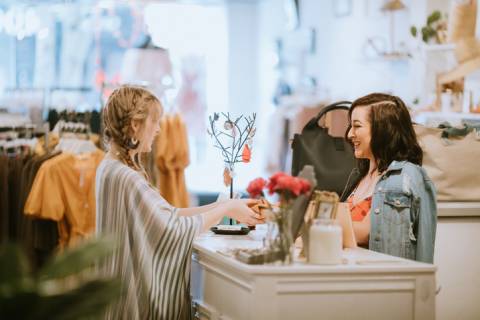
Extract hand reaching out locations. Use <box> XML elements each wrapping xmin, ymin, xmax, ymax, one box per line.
<box><xmin>224</xmin><ymin>199</ymin><xmax>265</xmax><ymax>226</ymax></box>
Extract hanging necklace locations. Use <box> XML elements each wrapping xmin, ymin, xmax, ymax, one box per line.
<box><xmin>352</xmin><ymin>170</ymin><xmax>380</xmax><ymax>205</ymax></box>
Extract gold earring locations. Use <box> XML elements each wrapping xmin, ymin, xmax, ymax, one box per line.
<box><xmin>127</xmin><ymin>137</ymin><xmax>140</xmax><ymax>149</ymax></box>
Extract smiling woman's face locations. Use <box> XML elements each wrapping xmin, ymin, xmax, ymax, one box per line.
<box><xmin>347</xmin><ymin>105</ymin><xmax>373</xmax><ymax>160</ymax></box>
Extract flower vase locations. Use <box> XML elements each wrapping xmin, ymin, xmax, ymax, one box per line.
<box><xmin>266</xmin><ymin>206</ymin><xmax>294</xmax><ymax>264</ymax></box>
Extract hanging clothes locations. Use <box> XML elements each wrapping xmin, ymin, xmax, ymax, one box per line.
<box><xmin>155</xmin><ymin>114</ymin><xmax>190</xmax><ymax>207</ymax></box>
<box><xmin>0</xmin><ymin>155</ymin><xmax>10</xmax><ymax>243</ymax></box>
<box><xmin>24</xmin><ymin>149</ymin><xmax>104</xmax><ymax>248</ymax></box>
<box><xmin>19</xmin><ymin>152</ymin><xmax>62</xmax><ymax>269</ymax></box>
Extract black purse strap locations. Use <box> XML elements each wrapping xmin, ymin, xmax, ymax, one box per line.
<box><xmin>303</xmin><ymin>101</ymin><xmax>351</xmax><ymax>131</ymax></box>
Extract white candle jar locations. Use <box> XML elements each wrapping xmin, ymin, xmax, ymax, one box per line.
<box><xmin>308</xmin><ymin>218</ymin><xmax>342</xmax><ymax>265</ymax></box>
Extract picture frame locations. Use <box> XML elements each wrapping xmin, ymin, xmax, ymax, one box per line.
<box><xmin>314</xmin><ymin>191</ymin><xmax>339</xmax><ymax>220</ymax></box>
<box><xmin>300</xmin><ymin>190</ymin><xmax>340</xmax><ymax>260</ymax></box>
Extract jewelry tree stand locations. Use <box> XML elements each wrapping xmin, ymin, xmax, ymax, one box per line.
<box><xmin>208</xmin><ymin>112</ymin><xmax>256</xmax><ymax>225</ymax></box>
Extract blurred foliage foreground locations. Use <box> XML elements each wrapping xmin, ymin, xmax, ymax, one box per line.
<box><xmin>0</xmin><ymin>237</ymin><xmax>121</xmax><ymax>320</ymax></box>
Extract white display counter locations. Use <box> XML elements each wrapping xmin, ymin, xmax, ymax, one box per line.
<box><xmin>191</xmin><ymin>228</ymin><xmax>436</xmax><ymax>320</ymax></box>
<box><xmin>435</xmin><ymin>202</ymin><xmax>480</xmax><ymax>320</ymax></box>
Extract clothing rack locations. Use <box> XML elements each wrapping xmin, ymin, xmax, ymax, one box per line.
<box><xmin>2</xmin><ymin>86</ymin><xmax>99</xmax><ymax>115</ymax></box>
<box><xmin>0</xmin><ymin>122</ymin><xmax>49</xmax><ymax>155</ymax></box>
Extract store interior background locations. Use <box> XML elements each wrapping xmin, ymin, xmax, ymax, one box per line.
<box><xmin>2</xmin><ymin>0</ymin><xmax>480</xmax><ymax>195</ymax></box>
<box><xmin>1</xmin><ymin>1</ymin><xmax>480</xmax><ymax>319</ymax></box>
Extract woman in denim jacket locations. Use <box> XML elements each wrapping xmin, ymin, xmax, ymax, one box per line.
<box><xmin>344</xmin><ymin>93</ymin><xmax>437</xmax><ymax>263</ymax></box>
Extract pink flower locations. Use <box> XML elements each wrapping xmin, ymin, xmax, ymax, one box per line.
<box><xmin>299</xmin><ymin>178</ymin><xmax>311</xmax><ymax>194</ymax></box>
<box><xmin>274</xmin><ymin>176</ymin><xmax>302</xmax><ymax>196</ymax></box>
<box><xmin>247</xmin><ymin>173</ymin><xmax>311</xmax><ymax>204</ymax></box>
<box><xmin>247</xmin><ymin>177</ymin><xmax>267</xmax><ymax>198</ymax></box>
<box><xmin>267</xmin><ymin>173</ymin><xmax>311</xmax><ymax>197</ymax></box>
<box><xmin>267</xmin><ymin>172</ymin><xmax>289</xmax><ymax>195</ymax></box>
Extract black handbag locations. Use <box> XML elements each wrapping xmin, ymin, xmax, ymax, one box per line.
<box><xmin>291</xmin><ymin>101</ymin><xmax>357</xmax><ymax>199</ymax></box>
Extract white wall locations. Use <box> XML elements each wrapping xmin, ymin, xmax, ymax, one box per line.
<box><xmin>227</xmin><ymin>2</ymin><xmax>259</xmax><ymax>115</ymax></box>
<box><xmin>254</xmin><ymin>0</ymin><xmax>476</xmax><ymax>105</ymax></box>
<box><xmin>300</xmin><ymin>0</ymin><xmax>414</xmax><ymax>102</ymax></box>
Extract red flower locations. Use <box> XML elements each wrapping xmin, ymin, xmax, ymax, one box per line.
<box><xmin>274</xmin><ymin>176</ymin><xmax>302</xmax><ymax>196</ymax></box>
<box><xmin>247</xmin><ymin>177</ymin><xmax>267</xmax><ymax>198</ymax></box>
<box><xmin>267</xmin><ymin>172</ymin><xmax>289</xmax><ymax>195</ymax></box>
<box><xmin>248</xmin><ymin>173</ymin><xmax>311</xmax><ymax>203</ymax></box>
<box><xmin>299</xmin><ymin>178</ymin><xmax>311</xmax><ymax>194</ymax></box>
<box><xmin>268</xmin><ymin>173</ymin><xmax>311</xmax><ymax>197</ymax></box>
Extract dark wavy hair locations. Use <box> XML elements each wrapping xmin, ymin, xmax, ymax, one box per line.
<box><xmin>345</xmin><ymin>93</ymin><xmax>423</xmax><ymax>178</ymax></box>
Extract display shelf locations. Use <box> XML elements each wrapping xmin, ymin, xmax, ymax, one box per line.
<box><xmin>414</xmin><ymin>111</ymin><xmax>480</xmax><ymax>126</ymax></box>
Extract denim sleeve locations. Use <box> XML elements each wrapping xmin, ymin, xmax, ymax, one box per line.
<box><xmin>412</xmin><ymin>169</ymin><xmax>437</xmax><ymax>263</ymax></box>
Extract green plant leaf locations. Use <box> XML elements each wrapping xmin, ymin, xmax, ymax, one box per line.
<box><xmin>421</xmin><ymin>26</ymin><xmax>429</xmax><ymax>42</ymax></box>
<box><xmin>38</xmin><ymin>237</ymin><xmax>116</xmax><ymax>281</ymax></box>
<box><xmin>410</xmin><ymin>26</ymin><xmax>417</xmax><ymax>37</ymax></box>
<box><xmin>0</xmin><ymin>239</ymin><xmax>121</xmax><ymax>320</ymax></box>
<box><xmin>0</xmin><ymin>244</ymin><xmax>31</xmax><ymax>284</ymax></box>
<box><xmin>34</xmin><ymin>278</ymin><xmax>122</xmax><ymax>320</ymax></box>
<box><xmin>0</xmin><ymin>291</ymin><xmax>40</xmax><ymax>319</ymax></box>
<box><xmin>427</xmin><ymin>11</ymin><xmax>441</xmax><ymax>25</ymax></box>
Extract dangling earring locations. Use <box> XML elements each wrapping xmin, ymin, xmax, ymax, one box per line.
<box><xmin>127</xmin><ymin>137</ymin><xmax>140</xmax><ymax>149</ymax></box>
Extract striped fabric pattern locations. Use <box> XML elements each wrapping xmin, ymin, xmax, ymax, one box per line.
<box><xmin>96</xmin><ymin>159</ymin><xmax>202</xmax><ymax>320</ymax></box>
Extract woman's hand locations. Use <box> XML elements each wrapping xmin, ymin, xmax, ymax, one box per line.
<box><xmin>224</xmin><ymin>199</ymin><xmax>265</xmax><ymax>226</ymax></box>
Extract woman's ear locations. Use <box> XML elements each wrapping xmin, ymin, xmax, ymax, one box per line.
<box><xmin>130</xmin><ymin>119</ymin><xmax>141</xmax><ymax>137</ymax></box>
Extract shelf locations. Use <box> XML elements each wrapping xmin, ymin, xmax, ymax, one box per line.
<box><xmin>421</xmin><ymin>43</ymin><xmax>456</xmax><ymax>52</ymax></box>
<box><xmin>438</xmin><ymin>56</ymin><xmax>480</xmax><ymax>84</ymax></box>
<box><xmin>414</xmin><ymin>111</ymin><xmax>480</xmax><ymax>126</ymax></box>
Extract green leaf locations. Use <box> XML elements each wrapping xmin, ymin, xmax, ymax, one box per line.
<box><xmin>38</xmin><ymin>237</ymin><xmax>116</xmax><ymax>281</ymax></box>
<box><xmin>427</xmin><ymin>11</ymin><xmax>441</xmax><ymax>25</ymax></box>
<box><xmin>0</xmin><ymin>239</ymin><xmax>121</xmax><ymax>320</ymax></box>
<box><xmin>421</xmin><ymin>26</ymin><xmax>436</xmax><ymax>43</ymax></box>
<box><xmin>34</xmin><ymin>279</ymin><xmax>122</xmax><ymax>320</ymax></box>
<box><xmin>0</xmin><ymin>244</ymin><xmax>31</xmax><ymax>284</ymax></box>
<box><xmin>410</xmin><ymin>26</ymin><xmax>417</xmax><ymax>37</ymax></box>
<box><xmin>0</xmin><ymin>291</ymin><xmax>40</xmax><ymax>319</ymax></box>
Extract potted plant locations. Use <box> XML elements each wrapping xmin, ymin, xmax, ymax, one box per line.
<box><xmin>410</xmin><ymin>11</ymin><xmax>448</xmax><ymax>44</ymax></box>
<box><xmin>0</xmin><ymin>237</ymin><xmax>121</xmax><ymax>319</ymax></box>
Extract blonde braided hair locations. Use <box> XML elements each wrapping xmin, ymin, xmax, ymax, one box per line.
<box><xmin>103</xmin><ymin>85</ymin><xmax>160</xmax><ymax>179</ymax></box>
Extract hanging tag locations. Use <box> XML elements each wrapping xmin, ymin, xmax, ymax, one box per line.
<box><xmin>223</xmin><ymin>167</ymin><xmax>232</xmax><ymax>187</ymax></box>
<box><xmin>242</xmin><ymin>144</ymin><xmax>251</xmax><ymax>163</ymax></box>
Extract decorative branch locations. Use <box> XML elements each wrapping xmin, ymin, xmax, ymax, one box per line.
<box><xmin>207</xmin><ymin>111</ymin><xmax>257</xmax><ymax>174</ymax></box>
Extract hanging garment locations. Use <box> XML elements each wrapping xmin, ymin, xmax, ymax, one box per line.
<box><xmin>24</xmin><ymin>149</ymin><xmax>104</xmax><ymax>248</ymax></box>
<box><xmin>96</xmin><ymin>158</ymin><xmax>202</xmax><ymax>320</ymax></box>
<box><xmin>7</xmin><ymin>155</ymin><xmax>29</xmax><ymax>242</ymax></box>
<box><xmin>155</xmin><ymin>114</ymin><xmax>190</xmax><ymax>207</ymax></box>
<box><xmin>0</xmin><ymin>155</ymin><xmax>10</xmax><ymax>243</ymax></box>
<box><xmin>19</xmin><ymin>152</ymin><xmax>62</xmax><ymax>269</ymax></box>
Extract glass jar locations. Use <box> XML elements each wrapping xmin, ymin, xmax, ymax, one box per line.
<box><xmin>308</xmin><ymin>218</ymin><xmax>342</xmax><ymax>265</ymax></box>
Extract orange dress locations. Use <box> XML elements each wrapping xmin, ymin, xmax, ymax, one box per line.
<box><xmin>347</xmin><ymin>194</ymin><xmax>372</xmax><ymax>222</ymax></box>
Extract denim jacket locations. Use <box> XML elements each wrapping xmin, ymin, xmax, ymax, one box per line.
<box><xmin>369</xmin><ymin>161</ymin><xmax>437</xmax><ymax>263</ymax></box>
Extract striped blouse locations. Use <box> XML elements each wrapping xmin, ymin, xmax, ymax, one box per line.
<box><xmin>95</xmin><ymin>158</ymin><xmax>202</xmax><ymax>320</ymax></box>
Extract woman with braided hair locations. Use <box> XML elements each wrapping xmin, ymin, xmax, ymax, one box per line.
<box><xmin>96</xmin><ymin>85</ymin><xmax>263</xmax><ymax>319</ymax></box>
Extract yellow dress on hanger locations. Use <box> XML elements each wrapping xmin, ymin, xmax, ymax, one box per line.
<box><xmin>155</xmin><ymin>114</ymin><xmax>190</xmax><ymax>207</ymax></box>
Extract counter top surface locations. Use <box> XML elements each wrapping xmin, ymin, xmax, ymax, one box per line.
<box><xmin>193</xmin><ymin>226</ymin><xmax>436</xmax><ymax>275</ymax></box>
<box><xmin>437</xmin><ymin>201</ymin><xmax>480</xmax><ymax>217</ymax></box>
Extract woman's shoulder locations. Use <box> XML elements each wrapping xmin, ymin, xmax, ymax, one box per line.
<box><xmin>384</xmin><ymin>160</ymin><xmax>434</xmax><ymax>194</ymax></box>
<box><xmin>386</xmin><ymin>160</ymin><xmax>425</xmax><ymax>177</ymax></box>
<box><xmin>396</xmin><ymin>161</ymin><xmax>431</xmax><ymax>182</ymax></box>
<box><xmin>97</xmin><ymin>158</ymin><xmax>146</xmax><ymax>187</ymax></box>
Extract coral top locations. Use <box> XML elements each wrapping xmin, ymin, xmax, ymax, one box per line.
<box><xmin>347</xmin><ymin>194</ymin><xmax>372</xmax><ymax>222</ymax></box>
